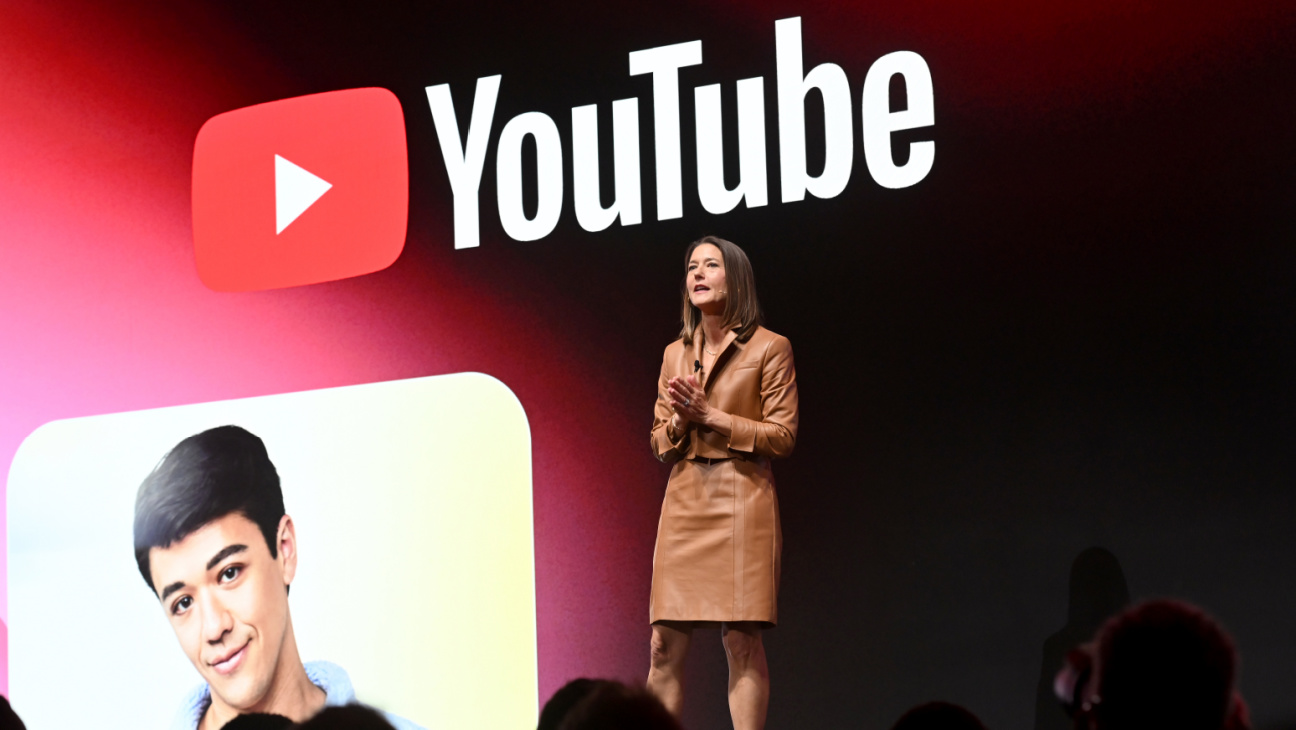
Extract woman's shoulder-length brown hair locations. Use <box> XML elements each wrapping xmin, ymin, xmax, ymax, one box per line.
<box><xmin>680</xmin><ymin>235</ymin><xmax>763</xmax><ymax>346</ymax></box>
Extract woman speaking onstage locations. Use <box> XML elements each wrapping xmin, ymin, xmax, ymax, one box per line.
<box><xmin>646</xmin><ymin>235</ymin><xmax>798</xmax><ymax>730</ymax></box>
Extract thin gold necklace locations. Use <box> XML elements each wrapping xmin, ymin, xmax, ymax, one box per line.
<box><xmin>703</xmin><ymin>331</ymin><xmax>724</xmax><ymax>356</ymax></box>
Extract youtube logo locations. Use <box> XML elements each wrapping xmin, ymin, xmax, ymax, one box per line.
<box><xmin>192</xmin><ymin>88</ymin><xmax>408</xmax><ymax>292</ymax></box>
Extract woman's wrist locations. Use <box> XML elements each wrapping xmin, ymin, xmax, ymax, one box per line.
<box><xmin>703</xmin><ymin>408</ymin><xmax>733</xmax><ymax>436</ymax></box>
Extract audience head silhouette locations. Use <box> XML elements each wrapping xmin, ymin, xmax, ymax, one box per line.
<box><xmin>1081</xmin><ymin>599</ymin><xmax>1241</xmax><ymax>730</ymax></box>
<box><xmin>219</xmin><ymin>713</ymin><xmax>293</xmax><ymax>730</ymax></box>
<box><xmin>539</xmin><ymin>678</ymin><xmax>615</xmax><ymax>730</ymax></box>
<box><xmin>555</xmin><ymin>681</ymin><xmax>681</xmax><ymax>730</ymax></box>
<box><xmin>292</xmin><ymin>705</ymin><xmax>396</xmax><ymax>729</ymax></box>
<box><xmin>0</xmin><ymin>695</ymin><xmax>27</xmax><ymax>730</ymax></box>
<box><xmin>891</xmin><ymin>701</ymin><xmax>988</xmax><ymax>730</ymax></box>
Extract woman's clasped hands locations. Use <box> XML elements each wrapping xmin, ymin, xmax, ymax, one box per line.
<box><xmin>668</xmin><ymin>375</ymin><xmax>710</xmax><ymax>425</ymax></box>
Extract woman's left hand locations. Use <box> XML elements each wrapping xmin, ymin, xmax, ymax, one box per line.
<box><xmin>668</xmin><ymin>375</ymin><xmax>712</xmax><ymax>426</ymax></box>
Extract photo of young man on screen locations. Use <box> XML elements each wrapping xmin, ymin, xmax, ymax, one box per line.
<box><xmin>132</xmin><ymin>425</ymin><xmax>422</xmax><ymax>730</ymax></box>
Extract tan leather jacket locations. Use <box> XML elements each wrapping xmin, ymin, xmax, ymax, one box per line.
<box><xmin>650</xmin><ymin>325</ymin><xmax>798</xmax><ymax>462</ymax></box>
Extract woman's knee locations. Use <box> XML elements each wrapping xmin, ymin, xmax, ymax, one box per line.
<box><xmin>721</xmin><ymin>625</ymin><xmax>763</xmax><ymax>664</ymax></box>
<box><xmin>649</xmin><ymin>626</ymin><xmax>687</xmax><ymax>669</ymax></box>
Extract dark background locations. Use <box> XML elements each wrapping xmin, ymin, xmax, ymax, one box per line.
<box><xmin>3</xmin><ymin>1</ymin><xmax>1294</xmax><ymax>728</ymax></box>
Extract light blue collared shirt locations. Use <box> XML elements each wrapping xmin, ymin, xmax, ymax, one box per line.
<box><xmin>170</xmin><ymin>660</ymin><xmax>424</xmax><ymax>730</ymax></box>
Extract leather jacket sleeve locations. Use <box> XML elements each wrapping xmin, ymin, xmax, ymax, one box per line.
<box><xmin>726</xmin><ymin>334</ymin><xmax>798</xmax><ymax>458</ymax></box>
<box><xmin>650</xmin><ymin>359</ymin><xmax>689</xmax><ymax>463</ymax></box>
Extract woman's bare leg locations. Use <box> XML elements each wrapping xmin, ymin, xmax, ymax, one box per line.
<box><xmin>646</xmin><ymin>621</ymin><xmax>694</xmax><ymax>717</ymax></box>
<box><xmin>722</xmin><ymin>622</ymin><xmax>769</xmax><ymax>730</ymax></box>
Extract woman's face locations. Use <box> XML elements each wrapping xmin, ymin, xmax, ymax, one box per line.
<box><xmin>687</xmin><ymin>243</ymin><xmax>727</xmax><ymax>314</ymax></box>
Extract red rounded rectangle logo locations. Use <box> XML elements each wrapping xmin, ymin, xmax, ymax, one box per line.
<box><xmin>192</xmin><ymin>88</ymin><xmax>409</xmax><ymax>292</ymax></box>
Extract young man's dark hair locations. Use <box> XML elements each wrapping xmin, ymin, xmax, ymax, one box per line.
<box><xmin>1092</xmin><ymin>599</ymin><xmax>1238</xmax><ymax>730</ymax></box>
<box><xmin>133</xmin><ymin>425</ymin><xmax>285</xmax><ymax>593</ymax></box>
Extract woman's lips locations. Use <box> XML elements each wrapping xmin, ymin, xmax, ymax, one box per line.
<box><xmin>211</xmin><ymin>642</ymin><xmax>249</xmax><ymax>676</ymax></box>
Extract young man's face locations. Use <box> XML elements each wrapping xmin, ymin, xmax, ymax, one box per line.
<box><xmin>148</xmin><ymin>512</ymin><xmax>297</xmax><ymax>712</ymax></box>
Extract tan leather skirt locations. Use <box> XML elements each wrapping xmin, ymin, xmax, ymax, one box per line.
<box><xmin>649</xmin><ymin>456</ymin><xmax>782</xmax><ymax>626</ymax></box>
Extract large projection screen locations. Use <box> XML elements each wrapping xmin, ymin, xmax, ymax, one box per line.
<box><xmin>2</xmin><ymin>2</ymin><xmax>1294</xmax><ymax>728</ymax></box>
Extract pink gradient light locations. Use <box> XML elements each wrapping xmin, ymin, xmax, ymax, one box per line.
<box><xmin>0</xmin><ymin>0</ymin><xmax>666</xmax><ymax>701</ymax></box>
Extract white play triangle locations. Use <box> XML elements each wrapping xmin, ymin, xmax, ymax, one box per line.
<box><xmin>275</xmin><ymin>154</ymin><xmax>333</xmax><ymax>234</ymax></box>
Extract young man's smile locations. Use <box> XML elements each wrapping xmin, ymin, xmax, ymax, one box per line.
<box><xmin>209</xmin><ymin>639</ymin><xmax>250</xmax><ymax>676</ymax></box>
